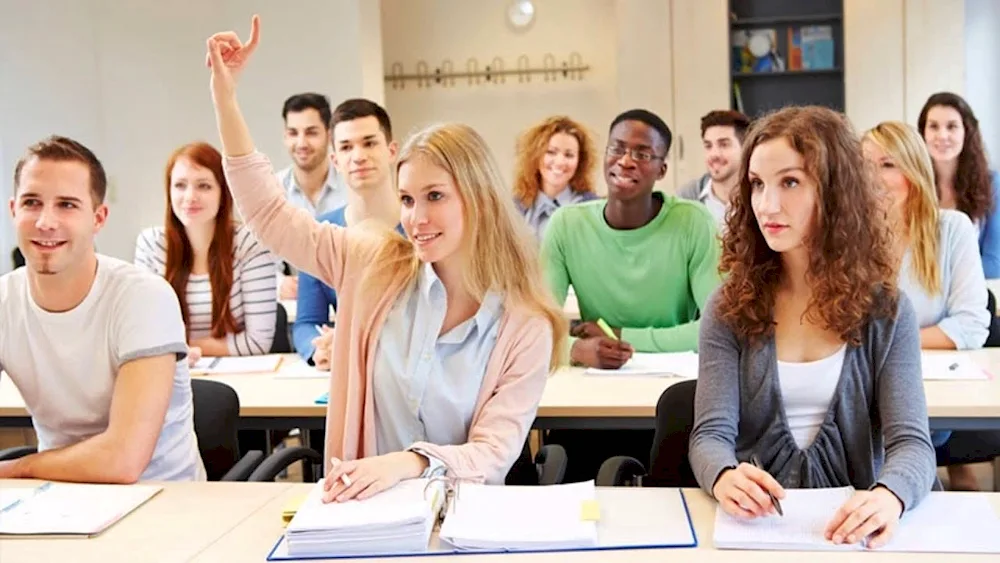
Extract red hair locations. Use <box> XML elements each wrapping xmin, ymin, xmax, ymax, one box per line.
<box><xmin>163</xmin><ymin>142</ymin><xmax>238</xmax><ymax>338</ymax></box>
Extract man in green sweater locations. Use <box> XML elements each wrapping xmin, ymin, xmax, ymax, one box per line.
<box><xmin>541</xmin><ymin>108</ymin><xmax>722</xmax><ymax>481</ymax></box>
<box><xmin>542</xmin><ymin>108</ymin><xmax>722</xmax><ymax>367</ymax></box>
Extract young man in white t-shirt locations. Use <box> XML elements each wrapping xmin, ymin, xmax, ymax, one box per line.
<box><xmin>0</xmin><ymin>135</ymin><xmax>205</xmax><ymax>482</ymax></box>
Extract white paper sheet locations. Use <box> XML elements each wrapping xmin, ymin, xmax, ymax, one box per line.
<box><xmin>585</xmin><ymin>352</ymin><xmax>699</xmax><ymax>378</ymax></box>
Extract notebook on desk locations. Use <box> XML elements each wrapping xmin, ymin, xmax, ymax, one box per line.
<box><xmin>0</xmin><ymin>482</ymin><xmax>162</xmax><ymax>538</ymax></box>
<box><xmin>920</xmin><ymin>351</ymin><xmax>989</xmax><ymax>380</ymax></box>
<box><xmin>191</xmin><ymin>355</ymin><xmax>285</xmax><ymax>375</ymax></box>
<box><xmin>714</xmin><ymin>487</ymin><xmax>1000</xmax><ymax>553</ymax></box>
<box><xmin>266</xmin><ymin>481</ymin><xmax>698</xmax><ymax>560</ymax></box>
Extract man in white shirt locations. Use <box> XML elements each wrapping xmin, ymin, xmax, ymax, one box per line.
<box><xmin>0</xmin><ymin>135</ymin><xmax>205</xmax><ymax>482</ymax></box>
<box><xmin>274</xmin><ymin>92</ymin><xmax>348</xmax><ymax>299</ymax></box>
<box><xmin>676</xmin><ymin>109</ymin><xmax>750</xmax><ymax>232</ymax></box>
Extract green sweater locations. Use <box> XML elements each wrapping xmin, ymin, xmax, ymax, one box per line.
<box><xmin>541</xmin><ymin>195</ymin><xmax>722</xmax><ymax>352</ymax></box>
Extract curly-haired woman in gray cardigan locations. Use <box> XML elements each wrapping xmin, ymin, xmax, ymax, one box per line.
<box><xmin>689</xmin><ymin>106</ymin><xmax>937</xmax><ymax>550</ymax></box>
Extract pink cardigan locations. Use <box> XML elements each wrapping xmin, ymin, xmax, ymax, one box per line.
<box><xmin>223</xmin><ymin>152</ymin><xmax>554</xmax><ymax>484</ymax></box>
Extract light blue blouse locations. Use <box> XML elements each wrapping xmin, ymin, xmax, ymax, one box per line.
<box><xmin>373</xmin><ymin>263</ymin><xmax>504</xmax><ymax>462</ymax></box>
<box><xmin>898</xmin><ymin>209</ymin><xmax>990</xmax><ymax>350</ymax></box>
<box><xmin>516</xmin><ymin>186</ymin><xmax>598</xmax><ymax>241</ymax></box>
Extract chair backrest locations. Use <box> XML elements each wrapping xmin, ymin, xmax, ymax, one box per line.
<box><xmin>505</xmin><ymin>438</ymin><xmax>540</xmax><ymax>486</ymax></box>
<box><xmin>270</xmin><ymin>302</ymin><xmax>293</xmax><ymax>353</ymax></box>
<box><xmin>647</xmin><ymin>379</ymin><xmax>698</xmax><ymax>487</ymax></box>
<box><xmin>191</xmin><ymin>379</ymin><xmax>242</xmax><ymax>481</ymax></box>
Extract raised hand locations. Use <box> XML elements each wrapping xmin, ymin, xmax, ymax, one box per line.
<box><xmin>205</xmin><ymin>14</ymin><xmax>261</xmax><ymax>103</ymax></box>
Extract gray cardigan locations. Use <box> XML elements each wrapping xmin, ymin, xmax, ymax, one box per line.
<box><xmin>689</xmin><ymin>289</ymin><xmax>938</xmax><ymax>512</ymax></box>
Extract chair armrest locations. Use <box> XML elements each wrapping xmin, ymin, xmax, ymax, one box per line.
<box><xmin>220</xmin><ymin>450</ymin><xmax>266</xmax><ymax>481</ymax></box>
<box><xmin>596</xmin><ymin>456</ymin><xmax>646</xmax><ymax>487</ymax></box>
<box><xmin>248</xmin><ymin>446</ymin><xmax>323</xmax><ymax>482</ymax></box>
<box><xmin>0</xmin><ymin>446</ymin><xmax>37</xmax><ymax>462</ymax></box>
<box><xmin>535</xmin><ymin>444</ymin><xmax>568</xmax><ymax>485</ymax></box>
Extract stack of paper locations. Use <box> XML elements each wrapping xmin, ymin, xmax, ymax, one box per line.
<box><xmin>0</xmin><ymin>482</ymin><xmax>162</xmax><ymax>538</ymax></box>
<box><xmin>921</xmin><ymin>352</ymin><xmax>987</xmax><ymax>380</ymax></box>
<box><xmin>439</xmin><ymin>480</ymin><xmax>599</xmax><ymax>551</ymax></box>
<box><xmin>191</xmin><ymin>355</ymin><xmax>284</xmax><ymax>375</ymax></box>
<box><xmin>284</xmin><ymin>479</ymin><xmax>441</xmax><ymax>557</ymax></box>
<box><xmin>585</xmin><ymin>352</ymin><xmax>699</xmax><ymax>378</ymax></box>
<box><xmin>714</xmin><ymin>487</ymin><xmax>1000</xmax><ymax>553</ymax></box>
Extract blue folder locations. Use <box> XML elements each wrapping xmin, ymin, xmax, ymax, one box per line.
<box><xmin>265</xmin><ymin>488</ymin><xmax>699</xmax><ymax>561</ymax></box>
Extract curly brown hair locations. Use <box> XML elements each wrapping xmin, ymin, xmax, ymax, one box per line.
<box><xmin>717</xmin><ymin>106</ymin><xmax>898</xmax><ymax>345</ymax></box>
<box><xmin>917</xmin><ymin>92</ymin><xmax>994</xmax><ymax>222</ymax></box>
<box><xmin>512</xmin><ymin>116</ymin><xmax>596</xmax><ymax>208</ymax></box>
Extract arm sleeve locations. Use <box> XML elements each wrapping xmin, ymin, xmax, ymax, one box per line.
<box><xmin>874</xmin><ymin>294</ymin><xmax>938</xmax><ymax>512</ymax></box>
<box><xmin>688</xmin><ymin>290</ymin><xmax>742</xmax><ymax>497</ymax></box>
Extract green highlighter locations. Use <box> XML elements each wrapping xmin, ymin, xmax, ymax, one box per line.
<box><xmin>596</xmin><ymin>318</ymin><xmax>618</xmax><ymax>340</ymax></box>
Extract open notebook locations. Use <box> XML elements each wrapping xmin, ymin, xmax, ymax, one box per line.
<box><xmin>191</xmin><ymin>355</ymin><xmax>284</xmax><ymax>375</ymax></box>
<box><xmin>585</xmin><ymin>352</ymin><xmax>699</xmax><ymax>378</ymax></box>
<box><xmin>714</xmin><ymin>487</ymin><xmax>1000</xmax><ymax>553</ymax></box>
<box><xmin>0</xmin><ymin>482</ymin><xmax>162</xmax><ymax>538</ymax></box>
<box><xmin>267</xmin><ymin>480</ymin><xmax>697</xmax><ymax>560</ymax></box>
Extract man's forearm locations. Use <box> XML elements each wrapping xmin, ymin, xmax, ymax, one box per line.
<box><xmin>3</xmin><ymin>432</ymin><xmax>148</xmax><ymax>484</ymax></box>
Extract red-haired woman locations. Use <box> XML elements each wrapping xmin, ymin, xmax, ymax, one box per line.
<box><xmin>135</xmin><ymin>142</ymin><xmax>277</xmax><ymax>360</ymax></box>
<box><xmin>513</xmin><ymin>116</ymin><xmax>599</xmax><ymax>240</ymax></box>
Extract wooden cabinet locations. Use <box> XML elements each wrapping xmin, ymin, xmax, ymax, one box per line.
<box><xmin>616</xmin><ymin>0</ymin><xmax>729</xmax><ymax>193</ymax></box>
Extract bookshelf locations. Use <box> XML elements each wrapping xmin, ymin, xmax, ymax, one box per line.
<box><xmin>728</xmin><ymin>0</ymin><xmax>845</xmax><ymax>117</ymax></box>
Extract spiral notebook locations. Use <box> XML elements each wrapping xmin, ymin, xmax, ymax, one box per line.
<box><xmin>266</xmin><ymin>481</ymin><xmax>697</xmax><ymax>560</ymax></box>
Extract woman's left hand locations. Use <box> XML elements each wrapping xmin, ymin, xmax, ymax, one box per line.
<box><xmin>824</xmin><ymin>487</ymin><xmax>903</xmax><ymax>549</ymax></box>
<box><xmin>322</xmin><ymin>452</ymin><xmax>429</xmax><ymax>503</ymax></box>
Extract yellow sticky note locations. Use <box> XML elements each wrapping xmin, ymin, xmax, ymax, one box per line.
<box><xmin>580</xmin><ymin>500</ymin><xmax>601</xmax><ymax>521</ymax></box>
<box><xmin>282</xmin><ymin>495</ymin><xmax>308</xmax><ymax>525</ymax></box>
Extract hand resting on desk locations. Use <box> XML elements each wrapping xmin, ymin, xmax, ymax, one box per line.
<box><xmin>571</xmin><ymin>336</ymin><xmax>633</xmax><ymax>369</ymax></box>
<box><xmin>715</xmin><ymin>463</ymin><xmax>905</xmax><ymax>549</ymax></box>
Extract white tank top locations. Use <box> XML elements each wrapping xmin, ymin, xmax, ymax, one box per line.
<box><xmin>776</xmin><ymin>345</ymin><xmax>847</xmax><ymax>449</ymax></box>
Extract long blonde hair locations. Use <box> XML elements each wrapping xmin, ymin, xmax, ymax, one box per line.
<box><xmin>863</xmin><ymin>121</ymin><xmax>941</xmax><ymax>295</ymax></box>
<box><xmin>357</xmin><ymin>123</ymin><xmax>568</xmax><ymax>369</ymax></box>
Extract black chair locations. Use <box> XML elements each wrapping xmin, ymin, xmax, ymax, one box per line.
<box><xmin>505</xmin><ymin>439</ymin><xmax>569</xmax><ymax>486</ymax></box>
<box><xmin>270</xmin><ymin>302</ymin><xmax>293</xmax><ymax>354</ymax></box>
<box><xmin>0</xmin><ymin>379</ymin><xmax>310</xmax><ymax>481</ymax></box>
<box><xmin>596</xmin><ymin>380</ymin><xmax>698</xmax><ymax>487</ymax></box>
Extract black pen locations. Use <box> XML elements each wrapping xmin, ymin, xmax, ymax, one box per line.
<box><xmin>750</xmin><ymin>454</ymin><xmax>784</xmax><ymax>517</ymax></box>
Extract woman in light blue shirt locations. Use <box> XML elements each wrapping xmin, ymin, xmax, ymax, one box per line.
<box><xmin>863</xmin><ymin>121</ymin><xmax>998</xmax><ymax>491</ymax></box>
<box><xmin>917</xmin><ymin>92</ymin><xmax>1000</xmax><ymax>279</ymax></box>
<box><xmin>513</xmin><ymin>116</ymin><xmax>599</xmax><ymax>240</ymax></box>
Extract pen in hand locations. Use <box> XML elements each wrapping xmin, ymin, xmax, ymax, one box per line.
<box><xmin>750</xmin><ymin>455</ymin><xmax>783</xmax><ymax>517</ymax></box>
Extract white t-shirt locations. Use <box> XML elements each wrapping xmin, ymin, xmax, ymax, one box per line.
<box><xmin>0</xmin><ymin>255</ymin><xmax>206</xmax><ymax>481</ymax></box>
<box><xmin>776</xmin><ymin>344</ymin><xmax>846</xmax><ymax>449</ymax></box>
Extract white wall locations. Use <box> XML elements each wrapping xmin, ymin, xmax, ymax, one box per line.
<box><xmin>380</xmin><ymin>0</ymin><xmax>619</xmax><ymax>195</ymax></box>
<box><xmin>965</xmin><ymin>0</ymin><xmax>1000</xmax><ymax>167</ymax></box>
<box><xmin>0</xmin><ymin>0</ymin><xmax>378</xmax><ymax>271</ymax></box>
<box><xmin>903</xmin><ymin>0</ymin><xmax>966</xmax><ymax>123</ymax></box>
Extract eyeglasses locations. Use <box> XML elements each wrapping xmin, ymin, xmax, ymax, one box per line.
<box><xmin>605</xmin><ymin>145</ymin><xmax>665</xmax><ymax>163</ymax></box>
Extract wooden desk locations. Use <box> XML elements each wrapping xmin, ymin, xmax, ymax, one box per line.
<box><xmin>3</xmin><ymin>351</ymin><xmax>1000</xmax><ymax>432</ymax></box>
<box><xmin>194</xmin><ymin>484</ymin><xmax>1000</xmax><ymax>562</ymax></box>
<box><xmin>0</xmin><ymin>480</ymin><xmax>293</xmax><ymax>563</ymax></box>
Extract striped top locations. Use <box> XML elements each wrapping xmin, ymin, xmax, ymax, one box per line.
<box><xmin>133</xmin><ymin>225</ymin><xmax>278</xmax><ymax>355</ymax></box>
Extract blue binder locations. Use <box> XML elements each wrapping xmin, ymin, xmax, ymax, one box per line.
<box><xmin>265</xmin><ymin>488</ymin><xmax>699</xmax><ymax>561</ymax></box>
